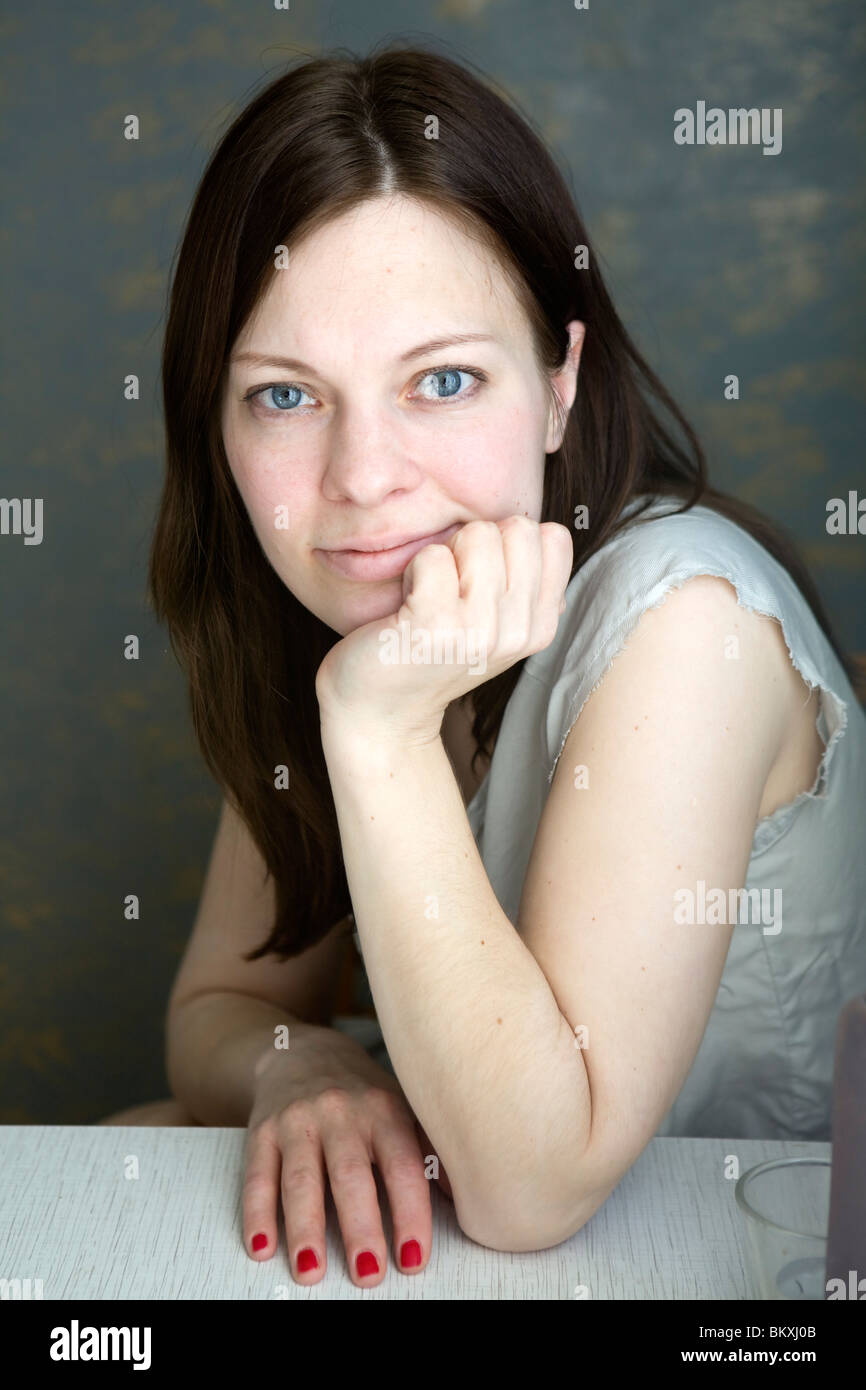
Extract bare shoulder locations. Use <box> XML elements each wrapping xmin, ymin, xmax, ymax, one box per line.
<box><xmin>638</xmin><ymin>572</ymin><xmax>804</xmax><ymax>713</ymax></box>
<box><xmin>602</xmin><ymin>571</ymin><xmax>793</xmax><ymax>727</ymax></box>
<box><xmin>615</xmin><ymin>573</ymin><xmax>822</xmax><ymax>818</ymax></box>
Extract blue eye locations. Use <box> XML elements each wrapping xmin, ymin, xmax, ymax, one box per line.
<box><xmin>248</xmin><ymin>384</ymin><xmax>314</xmax><ymax>413</ymax></box>
<box><xmin>414</xmin><ymin>367</ymin><xmax>482</xmax><ymax>401</ymax></box>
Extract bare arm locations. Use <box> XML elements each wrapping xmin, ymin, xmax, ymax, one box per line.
<box><xmin>318</xmin><ymin>577</ymin><xmax>789</xmax><ymax>1250</ymax></box>
<box><xmin>167</xmin><ymin>991</ymin><xmax>346</xmax><ymax>1127</ymax></box>
<box><xmin>165</xmin><ymin>797</ymin><xmax>447</xmax><ymax>1286</ymax></box>
<box><xmin>165</xmin><ymin>795</ymin><xmax>358</xmax><ymax>1126</ymax></box>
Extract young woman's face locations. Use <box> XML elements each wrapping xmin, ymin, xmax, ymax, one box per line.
<box><xmin>220</xmin><ymin>194</ymin><xmax>583</xmax><ymax>636</ymax></box>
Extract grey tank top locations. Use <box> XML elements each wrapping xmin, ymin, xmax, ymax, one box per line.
<box><xmin>336</xmin><ymin>493</ymin><xmax>866</xmax><ymax>1140</ymax></box>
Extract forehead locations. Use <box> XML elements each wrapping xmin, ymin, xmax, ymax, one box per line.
<box><xmin>238</xmin><ymin>195</ymin><xmax>532</xmax><ymax>358</ymax></box>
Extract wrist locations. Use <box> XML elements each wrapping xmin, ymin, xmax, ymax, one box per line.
<box><xmin>252</xmin><ymin>1018</ymin><xmax>323</xmax><ymax>1082</ymax></box>
<box><xmin>319</xmin><ymin>705</ymin><xmax>444</xmax><ymax>758</ymax></box>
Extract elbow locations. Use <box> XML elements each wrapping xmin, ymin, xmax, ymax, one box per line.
<box><xmin>454</xmin><ymin>1203</ymin><xmax>592</xmax><ymax>1254</ymax></box>
<box><xmin>451</xmin><ymin>1176</ymin><xmax>610</xmax><ymax>1254</ymax></box>
<box><xmin>432</xmin><ymin>1099</ymin><xmax>621</xmax><ymax>1251</ymax></box>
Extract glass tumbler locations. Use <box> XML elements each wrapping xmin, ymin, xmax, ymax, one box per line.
<box><xmin>735</xmin><ymin>1157</ymin><xmax>831</xmax><ymax>1300</ymax></box>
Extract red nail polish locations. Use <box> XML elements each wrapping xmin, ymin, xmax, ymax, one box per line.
<box><xmin>297</xmin><ymin>1247</ymin><xmax>318</xmax><ymax>1272</ymax></box>
<box><xmin>356</xmin><ymin>1250</ymin><xmax>379</xmax><ymax>1277</ymax></box>
<box><xmin>251</xmin><ymin>1232</ymin><xmax>267</xmax><ymax>1252</ymax></box>
<box><xmin>401</xmin><ymin>1239</ymin><xmax>421</xmax><ymax>1268</ymax></box>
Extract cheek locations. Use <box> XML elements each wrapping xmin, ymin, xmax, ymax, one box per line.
<box><xmin>428</xmin><ymin>406</ymin><xmax>543</xmax><ymax>509</ymax></box>
<box><xmin>230</xmin><ymin>445</ymin><xmax>313</xmax><ymax>539</ymax></box>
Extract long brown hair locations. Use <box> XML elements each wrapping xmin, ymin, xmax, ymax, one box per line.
<box><xmin>150</xmin><ymin>41</ymin><xmax>858</xmax><ymax>961</ymax></box>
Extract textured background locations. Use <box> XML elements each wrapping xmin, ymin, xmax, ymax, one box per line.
<box><xmin>1</xmin><ymin>0</ymin><xmax>863</xmax><ymax>1121</ymax></box>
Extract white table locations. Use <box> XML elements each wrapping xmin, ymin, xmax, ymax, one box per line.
<box><xmin>0</xmin><ymin>1127</ymin><xmax>829</xmax><ymax>1299</ymax></box>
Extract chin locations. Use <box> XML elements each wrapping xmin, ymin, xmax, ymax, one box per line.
<box><xmin>333</xmin><ymin>587</ymin><xmax>402</xmax><ymax>635</ymax></box>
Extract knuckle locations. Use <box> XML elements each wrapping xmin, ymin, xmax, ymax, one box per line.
<box><xmin>243</xmin><ymin>1175</ymin><xmax>273</xmax><ymax>1208</ymax></box>
<box><xmin>411</xmin><ymin>542</ymin><xmax>446</xmax><ymax>564</ymax></box>
<box><xmin>281</xmin><ymin>1160</ymin><xmax>322</xmax><ymax>1190</ymax></box>
<box><xmin>247</xmin><ymin>1110</ymin><xmax>279</xmax><ymax>1142</ymax></box>
<box><xmin>366</xmin><ymin>1085</ymin><xmax>407</xmax><ymax>1119</ymax></box>
<box><xmin>329</xmin><ymin>1153</ymin><xmax>373</xmax><ymax>1185</ymax></box>
<box><xmin>500</xmin><ymin>618</ymin><xmax>531</xmax><ymax>651</ymax></box>
<box><xmin>456</xmin><ymin>519</ymin><xmax>495</xmax><ymax>540</ymax></box>
<box><xmin>276</xmin><ymin>1100</ymin><xmax>316</xmax><ymax>1138</ymax></box>
<box><xmin>317</xmin><ymin>1086</ymin><xmax>353</xmax><ymax>1114</ymax></box>
<box><xmin>549</xmin><ymin>521</ymin><xmax>575</xmax><ymax>553</ymax></box>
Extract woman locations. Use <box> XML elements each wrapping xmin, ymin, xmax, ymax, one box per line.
<box><xmin>99</xmin><ymin>43</ymin><xmax>866</xmax><ymax>1287</ymax></box>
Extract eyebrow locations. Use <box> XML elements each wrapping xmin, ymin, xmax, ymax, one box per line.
<box><xmin>230</xmin><ymin>332</ymin><xmax>498</xmax><ymax>373</ymax></box>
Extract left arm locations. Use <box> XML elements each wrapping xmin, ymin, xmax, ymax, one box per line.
<box><xmin>317</xmin><ymin>521</ymin><xmax>789</xmax><ymax>1250</ymax></box>
<box><xmin>320</xmin><ymin>714</ymin><xmax>587</xmax><ymax>1250</ymax></box>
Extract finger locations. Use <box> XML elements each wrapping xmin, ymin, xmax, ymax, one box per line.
<box><xmin>401</xmin><ymin>539</ymin><xmax>460</xmax><ymax>609</ymax></box>
<box><xmin>368</xmin><ymin>1097</ymin><xmax>434</xmax><ymax>1275</ymax></box>
<box><xmin>242</xmin><ymin>1124</ymin><xmax>283</xmax><ymax>1264</ymax></box>
<box><xmin>449</xmin><ymin>519</ymin><xmax>506</xmax><ymax>607</ymax></box>
<box><xmin>276</xmin><ymin>1111</ymin><xmax>329</xmax><ymax>1283</ymax></box>
<box><xmin>319</xmin><ymin>1106</ymin><xmax>388</xmax><ymax>1286</ymax></box>
<box><xmin>497</xmin><ymin>515</ymin><xmax>543</xmax><ymax>648</ymax></box>
<box><xmin>537</xmin><ymin>521</ymin><xmax>574</xmax><ymax>608</ymax></box>
<box><xmin>529</xmin><ymin>522</ymin><xmax>573</xmax><ymax>650</ymax></box>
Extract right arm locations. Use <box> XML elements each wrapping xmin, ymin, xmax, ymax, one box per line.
<box><xmin>165</xmin><ymin>794</ymin><xmax>357</xmax><ymax>1127</ymax></box>
<box><xmin>164</xmin><ymin>794</ymin><xmax>445</xmax><ymax>1284</ymax></box>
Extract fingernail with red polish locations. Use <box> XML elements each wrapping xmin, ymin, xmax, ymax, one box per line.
<box><xmin>401</xmin><ymin>1239</ymin><xmax>422</xmax><ymax>1268</ymax></box>
<box><xmin>297</xmin><ymin>1247</ymin><xmax>318</xmax><ymax>1272</ymax></box>
<box><xmin>251</xmin><ymin>1232</ymin><xmax>268</xmax><ymax>1252</ymax></box>
<box><xmin>356</xmin><ymin>1250</ymin><xmax>379</xmax><ymax>1277</ymax></box>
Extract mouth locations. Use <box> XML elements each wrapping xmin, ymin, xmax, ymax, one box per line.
<box><xmin>314</xmin><ymin>523</ymin><xmax>462</xmax><ymax>582</ymax></box>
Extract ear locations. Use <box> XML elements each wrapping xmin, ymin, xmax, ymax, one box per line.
<box><xmin>545</xmin><ymin>320</ymin><xmax>585</xmax><ymax>453</ymax></box>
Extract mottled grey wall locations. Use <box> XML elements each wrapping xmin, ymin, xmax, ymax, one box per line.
<box><xmin>1</xmin><ymin>0</ymin><xmax>863</xmax><ymax>1121</ymax></box>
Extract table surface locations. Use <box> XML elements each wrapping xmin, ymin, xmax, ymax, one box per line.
<box><xmin>0</xmin><ymin>1127</ymin><xmax>829</xmax><ymax>1299</ymax></box>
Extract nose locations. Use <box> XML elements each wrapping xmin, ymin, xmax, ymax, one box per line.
<box><xmin>320</xmin><ymin>401</ymin><xmax>424</xmax><ymax>506</ymax></box>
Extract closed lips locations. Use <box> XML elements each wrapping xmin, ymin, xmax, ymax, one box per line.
<box><xmin>315</xmin><ymin>525</ymin><xmax>461</xmax><ymax>580</ymax></box>
<box><xmin>328</xmin><ymin>526</ymin><xmax>459</xmax><ymax>552</ymax></box>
